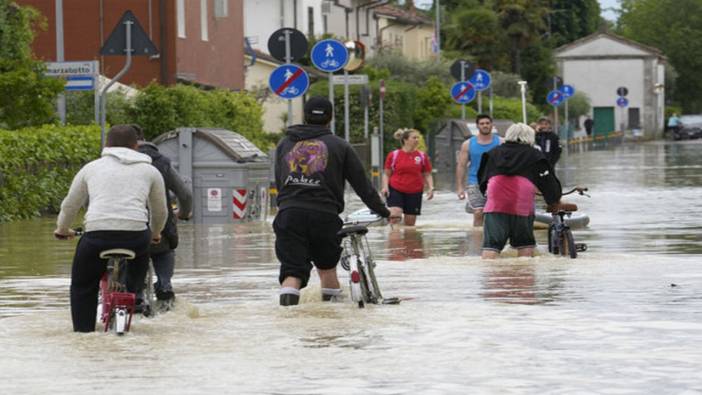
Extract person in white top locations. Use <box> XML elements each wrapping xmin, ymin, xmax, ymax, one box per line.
<box><xmin>54</xmin><ymin>125</ymin><xmax>167</xmax><ymax>332</ymax></box>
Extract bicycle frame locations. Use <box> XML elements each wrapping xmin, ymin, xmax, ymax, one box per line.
<box><xmin>547</xmin><ymin>187</ymin><xmax>589</xmax><ymax>258</ymax></box>
<box><xmin>98</xmin><ymin>256</ymin><xmax>136</xmax><ymax>334</ymax></box>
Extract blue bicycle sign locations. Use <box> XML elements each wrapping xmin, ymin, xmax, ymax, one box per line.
<box><xmin>311</xmin><ymin>39</ymin><xmax>349</xmax><ymax>73</ymax></box>
<box><xmin>269</xmin><ymin>64</ymin><xmax>309</xmax><ymax>100</ymax></box>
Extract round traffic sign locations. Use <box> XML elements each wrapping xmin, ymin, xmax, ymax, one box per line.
<box><xmin>267</xmin><ymin>28</ymin><xmax>308</xmax><ymax>62</ymax></box>
<box><xmin>616</xmin><ymin>96</ymin><xmax>629</xmax><ymax>107</ymax></box>
<box><xmin>617</xmin><ymin>86</ymin><xmax>628</xmax><ymax>96</ymax></box>
<box><xmin>311</xmin><ymin>39</ymin><xmax>348</xmax><ymax>73</ymax></box>
<box><xmin>269</xmin><ymin>64</ymin><xmax>309</xmax><ymax>100</ymax></box>
<box><xmin>559</xmin><ymin>84</ymin><xmax>575</xmax><ymax>98</ymax></box>
<box><xmin>469</xmin><ymin>69</ymin><xmax>491</xmax><ymax>91</ymax></box>
<box><xmin>450</xmin><ymin>81</ymin><xmax>476</xmax><ymax>104</ymax></box>
<box><xmin>547</xmin><ymin>90</ymin><xmax>564</xmax><ymax>106</ymax></box>
<box><xmin>450</xmin><ymin>60</ymin><xmax>473</xmax><ymax>81</ymax></box>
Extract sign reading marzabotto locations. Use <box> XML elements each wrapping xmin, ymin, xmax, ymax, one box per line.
<box><xmin>45</xmin><ymin>61</ymin><xmax>98</xmax><ymax>77</ymax></box>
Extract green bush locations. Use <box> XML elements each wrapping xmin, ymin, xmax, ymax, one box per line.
<box><xmin>65</xmin><ymin>90</ymin><xmax>134</xmax><ymax>126</ymax></box>
<box><xmin>0</xmin><ymin>125</ymin><xmax>101</xmax><ymax>222</ymax></box>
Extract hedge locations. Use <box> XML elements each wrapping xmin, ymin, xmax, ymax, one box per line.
<box><xmin>0</xmin><ymin>125</ymin><xmax>100</xmax><ymax>221</ymax></box>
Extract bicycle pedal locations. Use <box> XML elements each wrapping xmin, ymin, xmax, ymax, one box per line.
<box><xmin>575</xmin><ymin>243</ymin><xmax>588</xmax><ymax>252</ymax></box>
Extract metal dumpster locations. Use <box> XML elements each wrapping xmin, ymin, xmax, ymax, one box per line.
<box><xmin>433</xmin><ymin>119</ymin><xmax>471</xmax><ymax>188</ymax></box>
<box><xmin>153</xmin><ymin>128</ymin><xmax>270</xmax><ymax>224</ymax></box>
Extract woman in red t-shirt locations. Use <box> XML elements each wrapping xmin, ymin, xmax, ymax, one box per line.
<box><xmin>381</xmin><ymin>129</ymin><xmax>434</xmax><ymax>225</ymax></box>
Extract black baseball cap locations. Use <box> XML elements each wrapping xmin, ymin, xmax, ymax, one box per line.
<box><xmin>304</xmin><ymin>96</ymin><xmax>333</xmax><ymax>125</ymax></box>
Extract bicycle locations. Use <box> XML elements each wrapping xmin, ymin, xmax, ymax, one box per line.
<box><xmin>338</xmin><ymin>212</ymin><xmax>400</xmax><ymax>308</ymax></box>
<box><xmin>57</xmin><ymin>228</ymin><xmax>155</xmax><ymax>334</ymax></box>
<box><xmin>547</xmin><ymin>187</ymin><xmax>590</xmax><ymax>259</ymax></box>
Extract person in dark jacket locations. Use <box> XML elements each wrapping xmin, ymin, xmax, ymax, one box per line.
<box><xmin>534</xmin><ymin>117</ymin><xmax>561</xmax><ymax>167</ymax></box>
<box><xmin>134</xmin><ymin>125</ymin><xmax>193</xmax><ymax>308</ymax></box>
<box><xmin>274</xmin><ymin>96</ymin><xmax>392</xmax><ymax>306</ymax></box>
<box><xmin>478</xmin><ymin>123</ymin><xmax>562</xmax><ymax>259</ymax></box>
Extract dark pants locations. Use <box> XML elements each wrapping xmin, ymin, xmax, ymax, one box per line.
<box><xmin>152</xmin><ymin>249</ymin><xmax>175</xmax><ymax>292</ymax></box>
<box><xmin>70</xmin><ymin>230</ymin><xmax>151</xmax><ymax>332</ymax></box>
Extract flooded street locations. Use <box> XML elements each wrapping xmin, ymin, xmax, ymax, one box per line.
<box><xmin>1</xmin><ymin>140</ymin><xmax>701</xmax><ymax>394</ymax></box>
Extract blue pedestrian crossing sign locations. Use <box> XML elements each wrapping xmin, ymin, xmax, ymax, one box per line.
<box><xmin>451</xmin><ymin>81</ymin><xmax>476</xmax><ymax>104</ymax></box>
<box><xmin>469</xmin><ymin>69</ymin><xmax>491</xmax><ymax>91</ymax></box>
<box><xmin>547</xmin><ymin>90</ymin><xmax>564</xmax><ymax>106</ymax></box>
<box><xmin>616</xmin><ymin>96</ymin><xmax>629</xmax><ymax>107</ymax></box>
<box><xmin>269</xmin><ymin>64</ymin><xmax>309</xmax><ymax>100</ymax></box>
<box><xmin>559</xmin><ymin>84</ymin><xmax>575</xmax><ymax>98</ymax></box>
<box><xmin>311</xmin><ymin>39</ymin><xmax>348</xmax><ymax>73</ymax></box>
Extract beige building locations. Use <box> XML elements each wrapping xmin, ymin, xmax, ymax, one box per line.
<box><xmin>374</xmin><ymin>4</ymin><xmax>435</xmax><ymax>61</ymax></box>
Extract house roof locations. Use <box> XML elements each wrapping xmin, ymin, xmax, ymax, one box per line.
<box><xmin>555</xmin><ymin>32</ymin><xmax>665</xmax><ymax>60</ymax></box>
<box><xmin>374</xmin><ymin>4</ymin><xmax>433</xmax><ymax>26</ymax></box>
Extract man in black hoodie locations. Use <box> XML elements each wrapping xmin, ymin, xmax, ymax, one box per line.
<box><xmin>477</xmin><ymin>123</ymin><xmax>562</xmax><ymax>259</ymax></box>
<box><xmin>134</xmin><ymin>125</ymin><xmax>193</xmax><ymax>309</ymax></box>
<box><xmin>274</xmin><ymin>96</ymin><xmax>391</xmax><ymax>306</ymax></box>
<box><xmin>534</xmin><ymin>117</ymin><xmax>561</xmax><ymax>167</ymax></box>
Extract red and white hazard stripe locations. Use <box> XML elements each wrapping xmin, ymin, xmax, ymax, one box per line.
<box><xmin>233</xmin><ymin>188</ymin><xmax>247</xmax><ymax>219</ymax></box>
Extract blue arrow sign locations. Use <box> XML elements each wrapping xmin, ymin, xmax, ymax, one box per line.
<box><xmin>311</xmin><ymin>39</ymin><xmax>348</xmax><ymax>73</ymax></box>
<box><xmin>469</xmin><ymin>69</ymin><xmax>491</xmax><ymax>91</ymax></box>
<box><xmin>269</xmin><ymin>64</ymin><xmax>309</xmax><ymax>100</ymax></box>
<box><xmin>547</xmin><ymin>90</ymin><xmax>564</xmax><ymax>107</ymax></box>
<box><xmin>559</xmin><ymin>84</ymin><xmax>575</xmax><ymax>99</ymax></box>
<box><xmin>616</xmin><ymin>96</ymin><xmax>629</xmax><ymax>108</ymax></box>
<box><xmin>451</xmin><ymin>81</ymin><xmax>476</xmax><ymax>104</ymax></box>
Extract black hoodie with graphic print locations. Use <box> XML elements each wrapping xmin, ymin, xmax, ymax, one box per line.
<box><xmin>275</xmin><ymin>124</ymin><xmax>390</xmax><ymax>217</ymax></box>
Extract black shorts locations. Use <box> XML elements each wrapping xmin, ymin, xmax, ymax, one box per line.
<box><xmin>273</xmin><ymin>208</ymin><xmax>343</xmax><ymax>288</ymax></box>
<box><xmin>386</xmin><ymin>186</ymin><xmax>423</xmax><ymax>215</ymax></box>
<box><xmin>482</xmin><ymin>212</ymin><xmax>536</xmax><ymax>252</ymax></box>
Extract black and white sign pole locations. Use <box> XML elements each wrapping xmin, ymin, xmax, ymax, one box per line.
<box><xmin>460</xmin><ymin>61</ymin><xmax>466</xmax><ymax>120</ymax></box>
<box><xmin>329</xmin><ymin>72</ymin><xmax>335</xmax><ymax>134</ymax></box>
<box><xmin>364</xmin><ymin>88</ymin><xmax>369</xmax><ymax>139</ymax></box>
<box><xmin>284</xmin><ymin>30</ymin><xmax>293</xmax><ymax>127</ymax></box>
<box><xmin>488</xmin><ymin>84</ymin><xmax>494</xmax><ymax>118</ymax></box>
<box><xmin>99</xmin><ymin>20</ymin><xmax>133</xmax><ymax>148</ymax></box>
<box><xmin>518</xmin><ymin>81</ymin><xmax>527</xmax><ymax>124</ymax></box>
<box><xmin>56</xmin><ymin>0</ymin><xmax>66</xmax><ymax>124</ymax></box>
<box><xmin>478</xmin><ymin>90</ymin><xmax>482</xmax><ymax>114</ymax></box>
<box><xmin>553</xmin><ymin>77</ymin><xmax>560</xmax><ymax>136</ymax></box>
<box><xmin>380</xmin><ymin>79</ymin><xmax>385</xmax><ymax>154</ymax></box>
<box><xmin>344</xmin><ymin>71</ymin><xmax>350</xmax><ymax>141</ymax></box>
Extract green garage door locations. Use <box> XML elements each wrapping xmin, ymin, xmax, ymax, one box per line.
<box><xmin>593</xmin><ymin>107</ymin><xmax>615</xmax><ymax>136</ymax></box>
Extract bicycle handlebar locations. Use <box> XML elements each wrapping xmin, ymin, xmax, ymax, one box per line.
<box><xmin>562</xmin><ymin>187</ymin><xmax>590</xmax><ymax>197</ymax></box>
<box><xmin>54</xmin><ymin>227</ymin><xmax>83</xmax><ymax>240</ymax></box>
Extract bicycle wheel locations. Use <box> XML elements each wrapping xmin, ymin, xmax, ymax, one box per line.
<box><xmin>560</xmin><ymin>229</ymin><xmax>577</xmax><ymax>259</ymax></box>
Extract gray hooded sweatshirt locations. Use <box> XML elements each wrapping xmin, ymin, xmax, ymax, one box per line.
<box><xmin>57</xmin><ymin>147</ymin><xmax>168</xmax><ymax>234</ymax></box>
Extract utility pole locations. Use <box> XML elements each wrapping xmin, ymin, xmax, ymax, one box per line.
<box><xmin>56</xmin><ymin>0</ymin><xmax>66</xmax><ymax>124</ymax></box>
<box><xmin>435</xmin><ymin>0</ymin><xmax>441</xmax><ymax>59</ymax></box>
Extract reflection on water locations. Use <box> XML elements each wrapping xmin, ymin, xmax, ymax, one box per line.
<box><xmin>1</xmin><ymin>141</ymin><xmax>702</xmax><ymax>393</ymax></box>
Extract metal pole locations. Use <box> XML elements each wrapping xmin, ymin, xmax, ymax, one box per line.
<box><xmin>344</xmin><ymin>70</ymin><xmax>350</xmax><ymax>141</ymax></box>
<box><xmin>435</xmin><ymin>0</ymin><xmax>441</xmax><ymax>59</ymax></box>
<box><xmin>56</xmin><ymin>0</ymin><xmax>66</xmax><ymax>125</ymax></box>
<box><xmin>364</xmin><ymin>86</ymin><xmax>369</xmax><ymax>139</ymax></box>
<box><xmin>553</xmin><ymin>76</ymin><xmax>559</xmax><ymax>137</ymax></box>
<box><xmin>329</xmin><ymin>72</ymin><xmax>335</xmax><ymax>134</ymax></box>
<box><xmin>93</xmin><ymin>61</ymin><xmax>100</xmax><ymax>124</ymax></box>
<box><xmin>380</xmin><ymin>79</ymin><xmax>385</xmax><ymax>156</ymax></box>
<box><xmin>488</xmin><ymin>84</ymin><xmax>493</xmax><ymax>118</ymax></box>
<box><xmin>100</xmin><ymin>20</ymin><xmax>133</xmax><ymax>148</ymax></box>
<box><xmin>477</xmin><ymin>91</ymin><xmax>482</xmax><ymax>114</ymax></box>
<box><xmin>565</xmin><ymin>99</ymin><xmax>569</xmax><ymax>141</ymax></box>
<box><xmin>460</xmin><ymin>60</ymin><xmax>465</xmax><ymax>120</ymax></box>
<box><xmin>518</xmin><ymin>81</ymin><xmax>527</xmax><ymax>124</ymax></box>
<box><xmin>284</xmin><ymin>30</ymin><xmax>292</xmax><ymax>127</ymax></box>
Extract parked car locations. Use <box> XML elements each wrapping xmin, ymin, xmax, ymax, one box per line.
<box><xmin>671</xmin><ymin>115</ymin><xmax>702</xmax><ymax>140</ymax></box>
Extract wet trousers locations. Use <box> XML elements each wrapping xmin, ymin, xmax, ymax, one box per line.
<box><xmin>70</xmin><ymin>230</ymin><xmax>151</xmax><ymax>332</ymax></box>
<box><xmin>152</xmin><ymin>250</ymin><xmax>175</xmax><ymax>292</ymax></box>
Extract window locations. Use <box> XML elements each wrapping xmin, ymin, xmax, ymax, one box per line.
<box><xmin>214</xmin><ymin>0</ymin><xmax>228</xmax><ymax>18</ymax></box>
<box><xmin>307</xmin><ymin>7</ymin><xmax>314</xmax><ymax>37</ymax></box>
<box><xmin>177</xmin><ymin>0</ymin><xmax>186</xmax><ymax>38</ymax></box>
<box><xmin>201</xmin><ymin>0</ymin><xmax>208</xmax><ymax>41</ymax></box>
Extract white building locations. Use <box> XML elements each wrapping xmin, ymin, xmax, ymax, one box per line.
<box><xmin>555</xmin><ymin>32</ymin><xmax>666</xmax><ymax>139</ymax></box>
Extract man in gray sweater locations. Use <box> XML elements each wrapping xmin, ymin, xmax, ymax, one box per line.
<box><xmin>54</xmin><ymin>125</ymin><xmax>167</xmax><ymax>332</ymax></box>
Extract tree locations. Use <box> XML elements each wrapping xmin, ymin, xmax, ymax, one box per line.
<box><xmin>0</xmin><ymin>1</ymin><xmax>63</xmax><ymax>129</ymax></box>
<box><xmin>548</xmin><ymin>0</ymin><xmax>602</xmax><ymax>48</ymax></box>
<box><xmin>444</xmin><ymin>5</ymin><xmax>506</xmax><ymax>69</ymax></box>
<box><xmin>618</xmin><ymin>0</ymin><xmax>702</xmax><ymax>112</ymax></box>
<box><xmin>493</xmin><ymin>0</ymin><xmax>550</xmax><ymax>74</ymax></box>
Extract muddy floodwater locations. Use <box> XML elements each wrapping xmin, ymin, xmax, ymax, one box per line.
<box><xmin>1</xmin><ymin>140</ymin><xmax>701</xmax><ymax>394</ymax></box>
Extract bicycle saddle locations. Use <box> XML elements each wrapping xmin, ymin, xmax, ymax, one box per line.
<box><xmin>548</xmin><ymin>202</ymin><xmax>578</xmax><ymax>213</ymax></box>
<box><xmin>99</xmin><ymin>249</ymin><xmax>136</xmax><ymax>260</ymax></box>
<box><xmin>337</xmin><ymin>225</ymin><xmax>369</xmax><ymax>237</ymax></box>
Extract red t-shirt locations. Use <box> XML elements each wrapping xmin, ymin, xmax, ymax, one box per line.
<box><xmin>384</xmin><ymin>150</ymin><xmax>432</xmax><ymax>194</ymax></box>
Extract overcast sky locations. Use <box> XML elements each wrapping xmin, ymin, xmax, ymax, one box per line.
<box><xmin>415</xmin><ymin>0</ymin><xmax>621</xmax><ymax>22</ymax></box>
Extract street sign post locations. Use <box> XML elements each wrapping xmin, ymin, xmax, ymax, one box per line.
<box><xmin>268</xmin><ymin>64</ymin><xmax>309</xmax><ymax>100</ymax></box>
<box><xmin>451</xmin><ymin>82</ymin><xmax>476</xmax><ymax>104</ymax></box>
<box><xmin>470</xmin><ymin>69</ymin><xmax>491</xmax><ymax>113</ymax></box>
<box><xmin>267</xmin><ymin>28</ymin><xmax>308</xmax><ymax>62</ymax></box>
<box><xmin>547</xmin><ymin>90</ymin><xmax>564</xmax><ymax>107</ymax></box>
<box><xmin>380</xmin><ymin>79</ymin><xmax>385</xmax><ymax>152</ymax></box>
<box><xmin>518</xmin><ymin>81</ymin><xmax>528</xmax><ymax>124</ymax></box>
<box><xmin>45</xmin><ymin>60</ymin><xmax>100</xmax><ymax>122</ymax></box>
<box><xmin>311</xmin><ymin>39</ymin><xmax>348</xmax><ymax>135</ymax></box>
<box><xmin>97</xmin><ymin>10</ymin><xmax>158</xmax><ymax>147</ymax></box>
<box><xmin>617</xmin><ymin>96</ymin><xmax>628</xmax><ymax>107</ymax></box>
<box><xmin>558</xmin><ymin>84</ymin><xmax>576</xmax><ymax>137</ymax></box>
<box><xmin>450</xmin><ymin>60</ymin><xmax>473</xmax><ymax>81</ymax></box>
<box><xmin>65</xmin><ymin>76</ymin><xmax>95</xmax><ymax>91</ymax></box>
<box><xmin>617</xmin><ymin>86</ymin><xmax>629</xmax><ymax>97</ymax></box>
